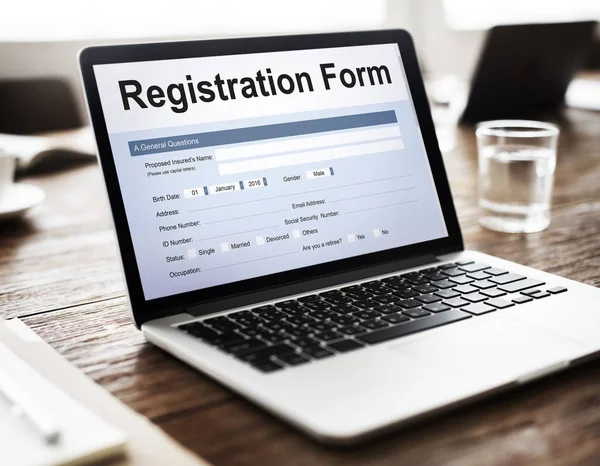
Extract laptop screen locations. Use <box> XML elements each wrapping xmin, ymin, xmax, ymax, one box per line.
<box><xmin>93</xmin><ymin>43</ymin><xmax>448</xmax><ymax>301</ymax></box>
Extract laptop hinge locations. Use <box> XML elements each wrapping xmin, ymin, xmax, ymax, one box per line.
<box><xmin>187</xmin><ymin>253</ymin><xmax>439</xmax><ymax>318</ymax></box>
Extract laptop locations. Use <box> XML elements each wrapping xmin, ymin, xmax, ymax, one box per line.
<box><xmin>79</xmin><ymin>30</ymin><xmax>600</xmax><ymax>444</ymax></box>
<box><xmin>460</xmin><ymin>21</ymin><xmax>597</xmax><ymax>124</ymax></box>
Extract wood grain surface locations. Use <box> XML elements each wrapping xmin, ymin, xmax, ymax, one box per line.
<box><xmin>1</xmin><ymin>109</ymin><xmax>599</xmax><ymax>465</ymax></box>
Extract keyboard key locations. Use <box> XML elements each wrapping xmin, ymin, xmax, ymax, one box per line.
<box><xmin>403</xmin><ymin>276</ymin><xmax>430</xmax><ymax>285</ymax></box>
<box><xmin>260</xmin><ymin>332</ymin><xmax>287</xmax><ymax>344</ymax></box>
<box><xmin>381</xmin><ymin>282</ymin><xmax>411</xmax><ymax>292</ymax></box>
<box><xmin>481</xmin><ymin>288</ymin><xmax>506</xmax><ymax>298</ymax></box>
<box><xmin>290</xmin><ymin>336</ymin><xmax>321</xmax><ymax>348</ymax></box>
<box><xmin>512</xmin><ymin>295</ymin><xmax>533</xmax><ymax>304</ymax></box>
<box><xmin>320</xmin><ymin>290</ymin><xmax>344</xmax><ymax>299</ymax></box>
<box><xmin>489</xmin><ymin>273</ymin><xmax>526</xmax><ymax>285</ymax></box>
<box><xmin>341</xmin><ymin>285</ymin><xmax>362</xmax><ymax>293</ymax></box>
<box><xmin>522</xmin><ymin>289</ymin><xmax>544</xmax><ymax>297</ymax></box>
<box><xmin>239</xmin><ymin>327</ymin><xmax>261</xmax><ymax>338</ymax></box>
<box><xmin>438</xmin><ymin>263</ymin><xmax>457</xmax><ymax>270</ymax></box>
<box><xmin>302</xmin><ymin>346</ymin><xmax>335</xmax><ymax>359</ymax></box>
<box><xmin>314</xmin><ymin>330</ymin><xmax>344</xmax><ymax>342</ymax></box>
<box><xmin>327</xmin><ymin>339</ymin><xmax>365</xmax><ymax>353</ymax></box>
<box><xmin>403</xmin><ymin>308</ymin><xmax>431</xmax><ymax>318</ymax></box>
<box><xmin>302</xmin><ymin>300</ymin><xmax>331</xmax><ymax>311</ymax></box>
<box><xmin>252</xmin><ymin>305</ymin><xmax>278</xmax><ymax>313</ymax></box>
<box><xmin>211</xmin><ymin>331</ymin><xmax>247</xmax><ymax>347</ymax></box>
<box><xmin>423</xmin><ymin>303</ymin><xmax>451</xmax><ymax>313</ymax></box>
<box><xmin>467</xmin><ymin>271</ymin><xmax>490</xmax><ymax>280</ymax></box>
<box><xmin>229</xmin><ymin>310</ymin><xmax>254</xmax><ymax>321</ymax></box>
<box><xmin>532</xmin><ymin>291</ymin><xmax>550</xmax><ymax>298</ymax></box>
<box><xmin>548</xmin><ymin>286</ymin><xmax>567</xmax><ymax>294</ymax></box>
<box><xmin>338</xmin><ymin>325</ymin><xmax>368</xmax><ymax>336</ymax></box>
<box><xmin>456</xmin><ymin>260</ymin><xmax>474</xmax><ymax>266</ymax></box>
<box><xmin>484</xmin><ymin>268</ymin><xmax>508</xmax><ymax>276</ymax></box>
<box><xmin>441</xmin><ymin>268</ymin><xmax>465</xmax><ymax>277</ymax></box>
<box><xmin>486</xmin><ymin>298</ymin><xmax>514</xmax><ymax>309</ymax></box>
<box><xmin>285</xmin><ymin>327</ymin><xmax>312</xmax><ymax>338</ymax></box>
<box><xmin>362</xmin><ymin>319</ymin><xmax>389</xmax><ymax>330</ymax></box>
<box><xmin>444</xmin><ymin>297</ymin><xmax>470</xmax><ymax>308</ymax></box>
<box><xmin>321</xmin><ymin>295</ymin><xmax>352</xmax><ymax>306</ymax></box>
<box><xmin>462</xmin><ymin>303</ymin><xmax>496</xmax><ymax>315</ymax></box>
<box><xmin>431</xmin><ymin>280</ymin><xmax>457</xmax><ymax>289</ymax></box>
<box><xmin>472</xmin><ymin>280</ymin><xmax>496</xmax><ymax>289</ymax></box>
<box><xmin>259</xmin><ymin>321</ymin><xmax>284</xmax><ymax>333</ymax></box>
<box><xmin>434</xmin><ymin>289</ymin><xmax>460</xmax><ymax>299</ymax></box>
<box><xmin>423</xmin><ymin>273</ymin><xmax>448</xmax><ymax>282</ymax></box>
<box><xmin>413</xmin><ymin>285</ymin><xmax>439</xmax><ymax>294</ymax></box>
<box><xmin>298</xmin><ymin>294</ymin><xmax>321</xmax><ymax>302</ymax></box>
<box><xmin>205</xmin><ymin>320</ymin><xmax>240</xmax><ymax>333</ymax></box>
<box><xmin>286</xmin><ymin>316</ymin><xmax>314</xmax><ymax>326</ymax></box>
<box><xmin>353</xmin><ymin>299</ymin><xmax>379</xmax><ymax>309</ymax></box>
<box><xmin>458</xmin><ymin>263</ymin><xmax>490</xmax><ymax>273</ymax></box>
<box><xmin>382</xmin><ymin>313</ymin><xmax>411</xmax><ymax>324</ymax></box>
<box><xmin>283</xmin><ymin>307</ymin><xmax>309</xmax><ymax>317</ymax></box>
<box><xmin>449</xmin><ymin>275</ymin><xmax>474</xmax><ymax>285</ymax></box>
<box><xmin>330</xmin><ymin>315</ymin><xmax>359</xmax><ymax>326</ymax></box>
<box><xmin>498</xmin><ymin>279</ymin><xmax>545</xmax><ymax>293</ymax></box>
<box><xmin>307</xmin><ymin>321</ymin><xmax>336</xmax><ymax>332</ymax></box>
<box><xmin>222</xmin><ymin>338</ymin><xmax>266</xmax><ymax>354</ymax></box>
<box><xmin>276</xmin><ymin>352</ymin><xmax>309</xmax><ymax>366</ymax></box>
<box><xmin>354</xmin><ymin>310</ymin><xmax>380</xmax><ymax>320</ymax></box>
<box><xmin>250</xmin><ymin>359</ymin><xmax>284</xmax><ymax>373</ymax></box>
<box><xmin>420</xmin><ymin>267</ymin><xmax>439</xmax><ymax>274</ymax></box>
<box><xmin>333</xmin><ymin>304</ymin><xmax>360</xmax><ymax>315</ymax></box>
<box><xmin>415</xmin><ymin>294</ymin><xmax>442</xmax><ymax>304</ymax></box>
<box><xmin>453</xmin><ymin>284</ymin><xmax>479</xmax><ymax>294</ymax></box>
<box><xmin>397</xmin><ymin>299</ymin><xmax>422</xmax><ymax>309</ymax></box>
<box><xmin>373</xmin><ymin>294</ymin><xmax>397</xmax><ymax>305</ymax></box>
<box><xmin>381</xmin><ymin>276</ymin><xmax>404</xmax><ymax>285</ymax></box>
<box><xmin>309</xmin><ymin>310</ymin><xmax>338</xmax><ymax>320</ymax></box>
<box><xmin>258</xmin><ymin>310</ymin><xmax>289</xmax><ymax>322</ymax></box>
<box><xmin>393</xmin><ymin>290</ymin><xmax>421</xmax><ymax>299</ymax></box>
<box><xmin>373</xmin><ymin>304</ymin><xmax>403</xmax><ymax>315</ymax></box>
<box><xmin>275</xmin><ymin>300</ymin><xmax>303</xmax><ymax>310</ymax></box>
<box><xmin>463</xmin><ymin>292</ymin><xmax>489</xmax><ymax>303</ymax></box>
<box><xmin>237</xmin><ymin>343</ymin><xmax>297</xmax><ymax>362</ymax></box>
<box><xmin>344</xmin><ymin>290</ymin><xmax>374</xmax><ymax>300</ymax></box>
<box><xmin>357</xmin><ymin>310</ymin><xmax>472</xmax><ymax>344</ymax></box>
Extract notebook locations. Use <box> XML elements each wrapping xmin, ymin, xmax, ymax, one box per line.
<box><xmin>0</xmin><ymin>319</ymin><xmax>209</xmax><ymax>466</ymax></box>
<box><xmin>0</xmin><ymin>340</ymin><xmax>127</xmax><ymax>466</ymax></box>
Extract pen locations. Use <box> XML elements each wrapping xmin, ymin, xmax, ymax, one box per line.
<box><xmin>0</xmin><ymin>368</ymin><xmax>61</xmax><ymax>444</ymax></box>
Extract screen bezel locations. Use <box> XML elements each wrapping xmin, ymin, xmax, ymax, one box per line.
<box><xmin>79</xmin><ymin>29</ymin><xmax>463</xmax><ymax>327</ymax></box>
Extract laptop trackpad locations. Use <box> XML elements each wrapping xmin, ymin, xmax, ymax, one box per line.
<box><xmin>389</xmin><ymin>315</ymin><xmax>584</xmax><ymax>383</ymax></box>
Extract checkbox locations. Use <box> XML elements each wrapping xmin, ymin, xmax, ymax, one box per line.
<box><xmin>292</xmin><ymin>229</ymin><xmax>301</xmax><ymax>239</ymax></box>
<box><xmin>347</xmin><ymin>233</ymin><xmax>356</xmax><ymax>243</ymax></box>
<box><xmin>187</xmin><ymin>248</ymin><xmax>197</xmax><ymax>259</ymax></box>
<box><xmin>220</xmin><ymin>242</ymin><xmax>230</xmax><ymax>252</ymax></box>
<box><xmin>256</xmin><ymin>236</ymin><xmax>265</xmax><ymax>246</ymax></box>
<box><xmin>373</xmin><ymin>229</ymin><xmax>381</xmax><ymax>237</ymax></box>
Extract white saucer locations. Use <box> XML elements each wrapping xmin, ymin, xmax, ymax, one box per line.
<box><xmin>0</xmin><ymin>183</ymin><xmax>46</xmax><ymax>221</ymax></box>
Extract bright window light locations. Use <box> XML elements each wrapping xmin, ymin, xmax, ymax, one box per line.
<box><xmin>443</xmin><ymin>0</ymin><xmax>600</xmax><ymax>30</ymax></box>
<box><xmin>0</xmin><ymin>0</ymin><xmax>386</xmax><ymax>42</ymax></box>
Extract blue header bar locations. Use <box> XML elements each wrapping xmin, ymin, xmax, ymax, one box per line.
<box><xmin>128</xmin><ymin>110</ymin><xmax>397</xmax><ymax>157</ymax></box>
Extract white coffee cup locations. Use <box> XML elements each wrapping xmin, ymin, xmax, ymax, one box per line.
<box><xmin>0</xmin><ymin>150</ymin><xmax>17</xmax><ymax>204</ymax></box>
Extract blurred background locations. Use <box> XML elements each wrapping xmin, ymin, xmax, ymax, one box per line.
<box><xmin>2</xmin><ymin>0</ymin><xmax>599</xmax><ymax>132</ymax></box>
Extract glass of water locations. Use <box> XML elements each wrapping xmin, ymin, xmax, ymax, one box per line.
<box><xmin>476</xmin><ymin>120</ymin><xmax>559</xmax><ymax>233</ymax></box>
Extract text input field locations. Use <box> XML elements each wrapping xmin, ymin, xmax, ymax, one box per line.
<box><xmin>215</xmin><ymin>126</ymin><xmax>401</xmax><ymax>161</ymax></box>
<box><xmin>218</xmin><ymin>138</ymin><xmax>404</xmax><ymax>176</ymax></box>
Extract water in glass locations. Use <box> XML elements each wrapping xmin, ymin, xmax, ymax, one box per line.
<box><xmin>479</xmin><ymin>144</ymin><xmax>555</xmax><ymax>233</ymax></box>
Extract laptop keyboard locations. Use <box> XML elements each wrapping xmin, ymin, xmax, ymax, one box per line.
<box><xmin>176</xmin><ymin>261</ymin><xmax>568</xmax><ymax>373</ymax></box>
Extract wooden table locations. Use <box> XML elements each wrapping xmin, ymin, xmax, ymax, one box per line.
<box><xmin>2</xmin><ymin>109</ymin><xmax>600</xmax><ymax>466</ymax></box>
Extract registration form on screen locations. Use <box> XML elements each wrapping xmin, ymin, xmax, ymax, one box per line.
<box><xmin>93</xmin><ymin>43</ymin><xmax>448</xmax><ymax>300</ymax></box>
